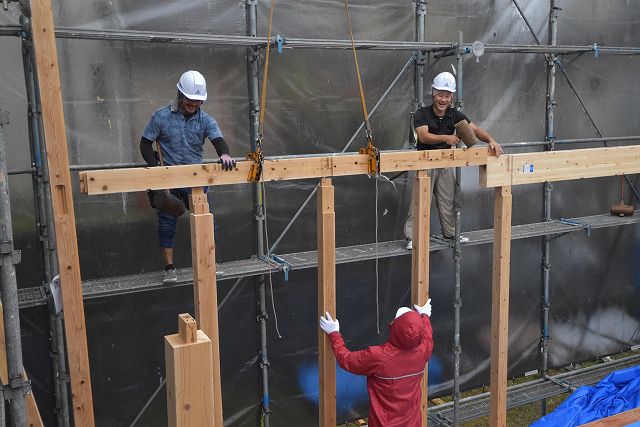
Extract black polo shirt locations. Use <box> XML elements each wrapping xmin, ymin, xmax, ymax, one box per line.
<box><xmin>414</xmin><ymin>105</ymin><xmax>470</xmax><ymax>150</ymax></box>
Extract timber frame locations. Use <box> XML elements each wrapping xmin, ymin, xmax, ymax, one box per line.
<box><xmin>77</xmin><ymin>145</ymin><xmax>639</xmax><ymax>426</ymax></box>
<box><xmin>14</xmin><ymin>0</ymin><xmax>640</xmax><ymax>425</ymax></box>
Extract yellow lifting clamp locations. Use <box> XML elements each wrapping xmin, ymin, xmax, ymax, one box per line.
<box><xmin>359</xmin><ymin>132</ymin><xmax>380</xmax><ymax>177</ymax></box>
<box><xmin>246</xmin><ymin>148</ymin><xmax>264</xmax><ymax>183</ymax></box>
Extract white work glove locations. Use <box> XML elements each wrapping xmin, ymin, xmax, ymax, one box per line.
<box><xmin>414</xmin><ymin>298</ymin><xmax>432</xmax><ymax>317</ymax></box>
<box><xmin>319</xmin><ymin>312</ymin><xmax>340</xmax><ymax>334</ymax></box>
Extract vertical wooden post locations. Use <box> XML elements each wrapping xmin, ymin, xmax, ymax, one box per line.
<box><xmin>317</xmin><ymin>178</ymin><xmax>336</xmax><ymax>427</ymax></box>
<box><xmin>411</xmin><ymin>171</ymin><xmax>430</xmax><ymax>426</ymax></box>
<box><xmin>165</xmin><ymin>314</ymin><xmax>215</xmax><ymax>427</ymax></box>
<box><xmin>0</xmin><ymin>305</ymin><xmax>44</xmax><ymax>426</ymax></box>
<box><xmin>29</xmin><ymin>0</ymin><xmax>95</xmax><ymax>424</ymax></box>
<box><xmin>489</xmin><ymin>186</ymin><xmax>512</xmax><ymax>427</ymax></box>
<box><xmin>188</xmin><ymin>187</ymin><xmax>223</xmax><ymax>426</ymax></box>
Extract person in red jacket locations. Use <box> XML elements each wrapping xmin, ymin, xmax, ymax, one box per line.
<box><xmin>319</xmin><ymin>299</ymin><xmax>433</xmax><ymax>427</ymax></box>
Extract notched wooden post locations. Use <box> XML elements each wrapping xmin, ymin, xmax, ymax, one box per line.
<box><xmin>188</xmin><ymin>186</ymin><xmax>223</xmax><ymax>425</ymax></box>
<box><xmin>411</xmin><ymin>170</ymin><xmax>430</xmax><ymax>426</ymax></box>
<box><xmin>489</xmin><ymin>186</ymin><xmax>512</xmax><ymax>427</ymax></box>
<box><xmin>317</xmin><ymin>178</ymin><xmax>336</xmax><ymax>427</ymax></box>
<box><xmin>165</xmin><ymin>314</ymin><xmax>215</xmax><ymax>427</ymax></box>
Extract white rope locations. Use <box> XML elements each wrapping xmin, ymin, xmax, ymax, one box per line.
<box><xmin>261</xmin><ymin>180</ymin><xmax>283</xmax><ymax>339</ymax></box>
<box><xmin>375</xmin><ymin>177</ymin><xmax>380</xmax><ymax>334</ymax></box>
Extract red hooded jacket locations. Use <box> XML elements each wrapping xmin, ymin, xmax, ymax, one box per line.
<box><xmin>329</xmin><ymin>310</ymin><xmax>433</xmax><ymax>427</ymax></box>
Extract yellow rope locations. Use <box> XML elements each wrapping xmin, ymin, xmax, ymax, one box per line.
<box><xmin>258</xmin><ymin>0</ymin><xmax>276</xmax><ymax>143</ymax></box>
<box><xmin>344</xmin><ymin>0</ymin><xmax>373</xmax><ymax>145</ymax></box>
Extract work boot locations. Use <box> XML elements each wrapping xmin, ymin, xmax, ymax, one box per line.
<box><xmin>163</xmin><ymin>266</ymin><xmax>177</xmax><ymax>283</ymax></box>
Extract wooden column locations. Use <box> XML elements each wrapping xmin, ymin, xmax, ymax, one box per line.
<box><xmin>30</xmin><ymin>0</ymin><xmax>95</xmax><ymax>424</ymax></box>
<box><xmin>0</xmin><ymin>305</ymin><xmax>44</xmax><ymax>426</ymax></box>
<box><xmin>188</xmin><ymin>187</ymin><xmax>222</xmax><ymax>425</ymax></box>
<box><xmin>317</xmin><ymin>178</ymin><xmax>336</xmax><ymax>427</ymax></box>
<box><xmin>165</xmin><ymin>314</ymin><xmax>215</xmax><ymax>427</ymax></box>
<box><xmin>411</xmin><ymin>171</ymin><xmax>430</xmax><ymax>426</ymax></box>
<box><xmin>489</xmin><ymin>186</ymin><xmax>512</xmax><ymax>427</ymax></box>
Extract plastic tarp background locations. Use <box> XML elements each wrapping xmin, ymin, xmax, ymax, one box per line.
<box><xmin>530</xmin><ymin>365</ymin><xmax>640</xmax><ymax>426</ymax></box>
<box><xmin>1</xmin><ymin>0</ymin><xmax>640</xmax><ymax>425</ymax></box>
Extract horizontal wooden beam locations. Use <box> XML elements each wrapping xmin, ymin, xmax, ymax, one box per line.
<box><xmin>579</xmin><ymin>407</ymin><xmax>640</xmax><ymax>427</ymax></box>
<box><xmin>79</xmin><ymin>147</ymin><xmax>490</xmax><ymax>195</ymax></box>
<box><xmin>480</xmin><ymin>145</ymin><xmax>640</xmax><ymax>187</ymax></box>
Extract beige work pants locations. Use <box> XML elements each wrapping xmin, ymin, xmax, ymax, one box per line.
<box><xmin>404</xmin><ymin>167</ymin><xmax>456</xmax><ymax>239</ymax></box>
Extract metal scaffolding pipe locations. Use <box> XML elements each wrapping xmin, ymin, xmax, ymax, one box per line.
<box><xmin>1</xmin><ymin>24</ymin><xmax>640</xmax><ymax>55</ymax></box>
<box><xmin>246</xmin><ymin>1</ymin><xmax>271</xmax><ymax>426</ymax></box>
<box><xmin>267</xmin><ymin>55</ymin><xmax>416</xmax><ymax>254</ymax></box>
<box><xmin>3</xmin><ymin>135</ymin><xmax>637</xmax><ymax>177</ymax></box>
<box><xmin>540</xmin><ymin>0</ymin><xmax>559</xmax><ymax>416</ymax></box>
<box><xmin>414</xmin><ymin>0</ymin><xmax>426</xmax><ymax>109</ymax></box>
<box><xmin>21</xmin><ymin>17</ymin><xmax>50</xmax><ymax>282</ymax></box>
<box><xmin>0</xmin><ymin>110</ymin><xmax>28</xmax><ymax>426</ymax></box>
<box><xmin>19</xmin><ymin>15</ymin><xmax>70</xmax><ymax>426</ymax></box>
<box><xmin>452</xmin><ymin>30</ymin><xmax>464</xmax><ymax>427</ymax></box>
<box><xmin>256</xmin><ymin>275</ymin><xmax>270</xmax><ymax>427</ymax></box>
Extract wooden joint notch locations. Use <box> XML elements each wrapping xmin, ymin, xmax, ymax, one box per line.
<box><xmin>178</xmin><ymin>313</ymin><xmax>198</xmax><ymax>344</ymax></box>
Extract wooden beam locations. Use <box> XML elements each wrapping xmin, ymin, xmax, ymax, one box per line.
<box><xmin>30</xmin><ymin>0</ymin><xmax>95</xmax><ymax>424</ymax></box>
<box><xmin>579</xmin><ymin>407</ymin><xmax>640</xmax><ymax>427</ymax></box>
<box><xmin>480</xmin><ymin>145</ymin><xmax>640</xmax><ymax>188</ymax></box>
<box><xmin>165</xmin><ymin>314</ymin><xmax>215</xmax><ymax>427</ymax></box>
<box><xmin>0</xmin><ymin>304</ymin><xmax>44</xmax><ymax>427</ymax></box>
<box><xmin>489</xmin><ymin>186</ymin><xmax>512</xmax><ymax>427</ymax></box>
<box><xmin>410</xmin><ymin>171</ymin><xmax>430</xmax><ymax>427</ymax></box>
<box><xmin>79</xmin><ymin>147</ymin><xmax>490</xmax><ymax>195</ymax></box>
<box><xmin>317</xmin><ymin>178</ymin><xmax>336</xmax><ymax>427</ymax></box>
<box><xmin>188</xmin><ymin>188</ymin><xmax>223</xmax><ymax>426</ymax></box>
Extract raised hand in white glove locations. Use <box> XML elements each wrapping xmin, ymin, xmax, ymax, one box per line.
<box><xmin>319</xmin><ymin>312</ymin><xmax>340</xmax><ymax>334</ymax></box>
<box><xmin>414</xmin><ymin>298</ymin><xmax>432</xmax><ymax>317</ymax></box>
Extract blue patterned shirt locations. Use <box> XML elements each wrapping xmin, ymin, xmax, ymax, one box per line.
<box><xmin>142</xmin><ymin>99</ymin><xmax>223</xmax><ymax>166</ymax></box>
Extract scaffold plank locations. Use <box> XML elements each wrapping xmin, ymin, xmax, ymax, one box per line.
<box><xmin>428</xmin><ymin>354</ymin><xmax>640</xmax><ymax>426</ymax></box>
<box><xmin>17</xmin><ymin>212</ymin><xmax>640</xmax><ymax>308</ymax></box>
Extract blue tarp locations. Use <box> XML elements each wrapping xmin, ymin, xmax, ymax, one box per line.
<box><xmin>530</xmin><ymin>365</ymin><xmax>640</xmax><ymax>426</ymax></box>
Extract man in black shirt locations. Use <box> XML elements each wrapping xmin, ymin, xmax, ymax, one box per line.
<box><xmin>405</xmin><ymin>71</ymin><xmax>503</xmax><ymax>250</ymax></box>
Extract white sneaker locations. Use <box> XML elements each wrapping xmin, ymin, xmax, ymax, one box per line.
<box><xmin>406</xmin><ymin>239</ymin><xmax>413</xmax><ymax>250</ymax></box>
<box><xmin>163</xmin><ymin>268</ymin><xmax>177</xmax><ymax>283</ymax></box>
<box><xmin>444</xmin><ymin>235</ymin><xmax>470</xmax><ymax>243</ymax></box>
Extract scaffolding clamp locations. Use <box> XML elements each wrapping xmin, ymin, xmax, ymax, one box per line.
<box><xmin>246</xmin><ymin>148</ymin><xmax>264</xmax><ymax>183</ymax></box>
<box><xmin>558</xmin><ymin>218</ymin><xmax>592</xmax><ymax>237</ymax></box>
<box><xmin>592</xmin><ymin>43</ymin><xmax>600</xmax><ymax>58</ymax></box>
<box><xmin>0</xmin><ymin>241</ymin><xmax>20</xmax><ymax>266</ymax></box>
<box><xmin>2</xmin><ymin>376</ymin><xmax>32</xmax><ymax>400</ymax></box>
<box><xmin>359</xmin><ymin>132</ymin><xmax>380</xmax><ymax>177</ymax></box>
<box><xmin>259</xmin><ymin>253</ymin><xmax>291</xmax><ymax>282</ymax></box>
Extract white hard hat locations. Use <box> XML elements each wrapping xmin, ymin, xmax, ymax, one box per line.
<box><xmin>395</xmin><ymin>307</ymin><xmax>413</xmax><ymax>319</ymax></box>
<box><xmin>432</xmin><ymin>71</ymin><xmax>456</xmax><ymax>93</ymax></box>
<box><xmin>177</xmin><ymin>70</ymin><xmax>207</xmax><ymax>101</ymax></box>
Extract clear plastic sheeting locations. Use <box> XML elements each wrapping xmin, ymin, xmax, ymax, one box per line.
<box><xmin>1</xmin><ymin>0</ymin><xmax>640</xmax><ymax>425</ymax></box>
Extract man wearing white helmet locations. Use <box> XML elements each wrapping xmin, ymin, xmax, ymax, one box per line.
<box><xmin>319</xmin><ymin>300</ymin><xmax>433</xmax><ymax>427</ymax></box>
<box><xmin>405</xmin><ymin>71</ymin><xmax>503</xmax><ymax>250</ymax></box>
<box><xmin>140</xmin><ymin>70</ymin><xmax>236</xmax><ymax>283</ymax></box>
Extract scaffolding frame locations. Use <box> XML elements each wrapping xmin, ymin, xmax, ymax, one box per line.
<box><xmin>1</xmin><ymin>0</ymin><xmax>639</xmax><ymax>426</ymax></box>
